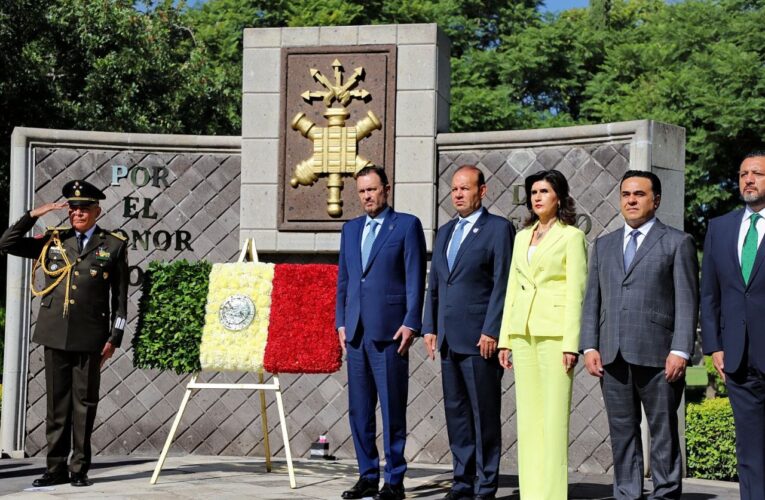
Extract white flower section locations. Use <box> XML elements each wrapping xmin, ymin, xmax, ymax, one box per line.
<box><xmin>199</xmin><ymin>262</ymin><xmax>275</xmax><ymax>372</ymax></box>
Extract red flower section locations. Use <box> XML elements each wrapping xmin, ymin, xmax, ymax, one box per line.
<box><xmin>264</xmin><ymin>263</ymin><xmax>342</xmax><ymax>374</ymax></box>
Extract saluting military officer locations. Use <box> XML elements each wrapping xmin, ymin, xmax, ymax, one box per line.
<box><xmin>0</xmin><ymin>179</ymin><xmax>128</xmax><ymax>488</ymax></box>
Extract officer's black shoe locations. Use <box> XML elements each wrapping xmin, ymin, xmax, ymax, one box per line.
<box><xmin>32</xmin><ymin>471</ymin><xmax>69</xmax><ymax>487</ymax></box>
<box><xmin>70</xmin><ymin>472</ymin><xmax>93</xmax><ymax>487</ymax></box>
<box><xmin>374</xmin><ymin>483</ymin><xmax>405</xmax><ymax>500</ymax></box>
<box><xmin>474</xmin><ymin>495</ymin><xmax>495</xmax><ymax>500</ymax></box>
<box><xmin>341</xmin><ymin>478</ymin><xmax>379</xmax><ymax>499</ymax></box>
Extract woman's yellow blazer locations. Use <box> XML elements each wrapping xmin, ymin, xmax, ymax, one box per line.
<box><xmin>498</xmin><ymin>220</ymin><xmax>588</xmax><ymax>353</ymax></box>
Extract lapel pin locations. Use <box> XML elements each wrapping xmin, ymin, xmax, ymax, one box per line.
<box><xmin>473</xmin><ymin>228</ymin><xmax>479</xmax><ymax>233</ymax></box>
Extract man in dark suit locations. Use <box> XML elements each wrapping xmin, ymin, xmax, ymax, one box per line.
<box><xmin>580</xmin><ymin>171</ymin><xmax>698</xmax><ymax>500</ymax></box>
<box><xmin>336</xmin><ymin>166</ymin><xmax>426</xmax><ymax>500</ymax></box>
<box><xmin>701</xmin><ymin>151</ymin><xmax>765</xmax><ymax>500</ymax></box>
<box><xmin>0</xmin><ymin>179</ymin><xmax>128</xmax><ymax>488</ymax></box>
<box><xmin>422</xmin><ymin>165</ymin><xmax>514</xmax><ymax>500</ymax></box>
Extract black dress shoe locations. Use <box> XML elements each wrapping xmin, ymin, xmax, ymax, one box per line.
<box><xmin>70</xmin><ymin>472</ymin><xmax>93</xmax><ymax>487</ymax></box>
<box><xmin>374</xmin><ymin>483</ymin><xmax>405</xmax><ymax>500</ymax></box>
<box><xmin>443</xmin><ymin>491</ymin><xmax>473</xmax><ymax>500</ymax></box>
<box><xmin>32</xmin><ymin>472</ymin><xmax>69</xmax><ymax>487</ymax></box>
<box><xmin>342</xmin><ymin>478</ymin><xmax>379</xmax><ymax>499</ymax></box>
<box><xmin>474</xmin><ymin>495</ymin><xmax>495</xmax><ymax>500</ymax></box>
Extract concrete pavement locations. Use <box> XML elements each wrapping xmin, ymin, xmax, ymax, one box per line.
<box><xmin>0</xmin><ymin>456</ymin><xmax>740</xmax><ymax>499</ymax></box>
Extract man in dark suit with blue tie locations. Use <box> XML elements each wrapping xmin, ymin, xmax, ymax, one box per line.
<box><xmin>336</xmin><ymin>166</ymin><xmax>427</xmax><ymax>500</ymax></box>
<box><xmin>701</xmin><ymin>151</ymin><xmax>765</xmax><ymax>500</ymax></box>
<box><xmin>422</xmin><ymin>165</ymin><xmax>515</xmax><ymax>500</ymax></box>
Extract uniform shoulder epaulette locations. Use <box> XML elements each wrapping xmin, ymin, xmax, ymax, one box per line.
<box><xmin>108</xmin><ymin>231</ymin><xmax>128</xmax><ymax>241</ymax></box>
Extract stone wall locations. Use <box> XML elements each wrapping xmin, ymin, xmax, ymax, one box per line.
<box><xmin>3</xmin><ymin>122</ymin><xmax>685</xmax><ymax>475</ymax></box>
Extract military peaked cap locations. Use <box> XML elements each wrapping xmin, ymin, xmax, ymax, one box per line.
<box><xmin>62</xmin><ymin>180</ymin><xmax>106</xmax><ymax>207</ymax></box>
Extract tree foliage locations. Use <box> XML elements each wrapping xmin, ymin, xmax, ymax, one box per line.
<box><xmin>3</xmin><ymin>0</ymin><xmax>765</xmax><ymax>251</ymax></box>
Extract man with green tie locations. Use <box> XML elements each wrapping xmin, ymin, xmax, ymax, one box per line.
<box><xmin>702</xmin><ymin>151</ymin><xmax>765</xmax><ymax>500</ymax></box>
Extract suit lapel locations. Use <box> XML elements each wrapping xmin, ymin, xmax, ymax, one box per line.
<box><xmin>624</xmin><ymin>221</ymin><xmax>666</xmax><ymax>278</ymax></box>
<box><xmin>514</xmin><ymin>227</ymin><xmax>534</xmax><ymax>281</ymax></box>
<box><xmin>529</xmin><ymin>221</ymin><xmax>565</xmax><ymax>271</ymax></box>
<box><xmin>449</xmin><ymin>210</ymin><xmax>488</xmax><ymax>275</ymax></box>
<box><xmin>61</xmin><ymin>229</ymin><xmax>79</xmax><ymax>260</ymax></box>
<box><xmin>439</xmin><ymin>218</ymin><xmax>457</xmax><ymax>270</ymax></box>
<box><xmin>725</xmin><ymin>209</ymin><xmax>749</xmax><ymax>289</ymax></box>
<box><xmin>350</xmin><ymin>217</ymin><xmax>364</xmax><ymax>275</ymax></box>
<box><xmin>80</xmin><ymin>226</ymin><xmax>103</xmax><ymax>258</ymax></box>
<box><xmin>363</xmin><ymin>209</ymin><xmax>396</xmax><ymax>274</ymax></box>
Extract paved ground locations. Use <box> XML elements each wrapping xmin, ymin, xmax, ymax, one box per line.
<box><xmin>0</xmin><ymin>456</ymin><xmax>740</xmax><ymax>499</ymax></box>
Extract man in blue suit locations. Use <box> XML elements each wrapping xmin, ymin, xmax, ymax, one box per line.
<box><xmin>336</xmin><ymin>166</ymin><xmax>427</xmax><ymax>500</ymax></box>
<box><xmin>702</xmin><ymin>151</ymin><xmax>765</xmax><ymax>500</ymax></box>
<box><xmin>423</xmin><ymin>165</ymin><xmax>515</xmax><ymax>500</ymax></box>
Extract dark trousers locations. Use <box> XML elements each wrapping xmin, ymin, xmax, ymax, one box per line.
<box><xmin>44</xmin><ymin>347</ymin><xmax>101</xmax><ymax>475</ymax></box>
<box><xmin>726</xmin><ymin>335</ymin><xmax>765</xmax><ymax>500</ymax></box>
<box><xmin>346</xmin><ymin>332</ymin><xmax>409</xmax><ymax>485</ymax></box>
<box><xmin>602</xmin><ymin>354</ymin><xmax>684</xmax><ymax>500</ymax></box>
<box><xmin>440</xmin><ymin>345</ymin><xmax>503</xmax><ymax>496</ymax></box>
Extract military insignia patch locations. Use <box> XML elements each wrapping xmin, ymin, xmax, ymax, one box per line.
<box><xmin>90</xmin><ymin>268</ymin><xmax>98</xmax><ymax>277</ymax></box>
<box><xmin>96</xmin><ymin>247</ymin><xmax>111</xmax><ymax>260</ymax></box>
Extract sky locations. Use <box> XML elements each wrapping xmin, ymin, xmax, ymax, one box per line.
<box><xmin>180</xmin><ymin>0</ymin><xmax>591</xmax><ymax>13</ymax></box>
<box><xmin>540</xmin><ymin>0</ymin><xmax>590</xmax><ymax>12</ymax></box>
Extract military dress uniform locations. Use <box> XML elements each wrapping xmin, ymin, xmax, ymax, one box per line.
<box><xmin>0</xmin><ymin>180</ymin><xmax>128</xmax><ymax>485</ymax></box>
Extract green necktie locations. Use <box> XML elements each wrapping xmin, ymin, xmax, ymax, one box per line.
<box><xmin>742</xmin><ymin>213</ymin><xmax>761</xmax><ymax>284</ymax></box>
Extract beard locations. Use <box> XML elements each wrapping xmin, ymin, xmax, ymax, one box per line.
<box><xmin>743</xmin><ymin>190</ymin><xmax>765</xmax><ymax>205</ymax></box>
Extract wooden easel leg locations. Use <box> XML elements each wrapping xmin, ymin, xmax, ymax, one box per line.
<box><xmin>258</xmin><ymin>371</ymin><xmax>272</xmax><ymax>473</ymax></box>
<box><xmin>150</xmin><ymin>374</ymin><xmax>198</xmax><ymax>484</ymax></box>
<box><xmin>273</xmin><ymin>376</ymin><xmax>296</xmax><ymax>488</ymax></box>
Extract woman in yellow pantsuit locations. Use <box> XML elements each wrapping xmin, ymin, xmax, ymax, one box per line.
<box><xmin>498</xmin><ymin>169</ymin><xmax>587</xmax><ymax>499</ymax></box>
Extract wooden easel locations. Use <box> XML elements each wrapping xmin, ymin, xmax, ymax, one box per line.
<box><xmin>150</xmin><ymin>239</ymin><xmax>296</xmax><ymax>487</ymax></box>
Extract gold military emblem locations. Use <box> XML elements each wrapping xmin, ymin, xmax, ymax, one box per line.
<box><xmin>75</xmin><ymin>189</ymin><xmax>81</xmax><ymax>196</ymax></box>
<box><xmin>290</xmin><ymin>59</ymin><xmax>382</xmax><ymax>217</ymax></box>
<box><xmin>90</xmin><ymin>269</ymin><xmax>98</xmax><ymax>277</ymax></box>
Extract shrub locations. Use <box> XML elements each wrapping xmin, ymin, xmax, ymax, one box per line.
<box><xmin>686</xmin><ymin>397</ymin><xmax>737</xmax><ymax>481</ymax></box>
<box><xmin>133</xmin><ymin>260</ymin><xmax>211</xmax><ymax>374</ymax></box>
<box><xmin>705</xmin><ymin>355</ymin><xmax>727</xmax><ymax>397</ymax></box>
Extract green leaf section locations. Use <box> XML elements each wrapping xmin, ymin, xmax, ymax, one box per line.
<box><xmin>686</xmin><ymin>397</ymin><xmax>738</xmax><ymax>481</ymax></box>
<box><xmin>133</xmin><ymin>259</ymin><xmax>212</xmax><ymax>374</ymax></box>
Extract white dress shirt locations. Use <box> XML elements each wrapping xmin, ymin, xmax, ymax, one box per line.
<box><xmin>737</xmin><ymin>206</ymin><xmax>765</xmax><ymax>264</ymax></box>
<box><xmin>446</xmin><ymin>207</ymin><xmax>484</xmax><ymax>258</ymax></box>
<box><xmin>76</xmin><ymin>225</ymin><xmax>97</xmax><ymax>252</ymax></box>
<box><xmin>360</xmin><ymin>206</ymin><xmax>390</xmax><ymax>253</ymax></box>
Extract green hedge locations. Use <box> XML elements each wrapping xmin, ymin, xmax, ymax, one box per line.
<box><xmin>686</xmin><ymin>397</ymin><xmax>737</xmax><ymax>481</ymax></box>
<box><xmin>133</xmin><ymin>260</ymin><xmax>211</xmax><ymax>374</ymax></box>
<box><xmin>704</xmin><ymin>355</ymin><xmax>728</xmax><ymax>397</ymax></box>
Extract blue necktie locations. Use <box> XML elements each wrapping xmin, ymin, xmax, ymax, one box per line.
<box><xmin>361</xmin><ymin>220</ymin><xmax>378</xmax><ymax>269</ymax></box>
<box><xmin>447</xmin><ymin>220</ymin><xmax>467</xmax><ymax>271</ymax></box>
<box><xmin>623</xmin><ymin>229</ymin><xmax>640</xmax><ymax>271</ymax></box>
